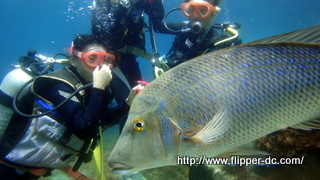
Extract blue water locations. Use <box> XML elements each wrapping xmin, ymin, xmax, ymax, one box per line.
<box><xmin>0</xmin><ymin>0</ymin><xmax>318</xmax><ymax>82</ymax></box>
<box><xmin>0</xmin><ymin>0</ymin><xmax>319</xmax><ymax>179</ymax></box>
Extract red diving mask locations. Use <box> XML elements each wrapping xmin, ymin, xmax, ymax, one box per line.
<box><xmin>181</xmin><ymin>1</ymin><xmax>216</xmax><ymax>19</ymax></box>
<box><xmin>69</xmin><ymin>43</ymin><xmax>115</xmax><ymax>68</ymax></box>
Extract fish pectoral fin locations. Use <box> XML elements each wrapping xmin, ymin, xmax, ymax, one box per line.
<box><xmin>290</xmin><ymin>117</ymin><xmax>320</xmax><ymax>130</ymax></box>
<box><xmin>169</xmin><ymin>117</ymin><xmax>182</xmax><ymax>141</ymax></box>
<box><xmin>184</xmin><ymin>109</ymin><xmax>228</xmax><ymax>144</ymax></box>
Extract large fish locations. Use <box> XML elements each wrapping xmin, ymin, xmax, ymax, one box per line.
<box><xmin>108</xmin><ymin>25</ymin><xmax>320</xmax><ymax>175</ymax></box>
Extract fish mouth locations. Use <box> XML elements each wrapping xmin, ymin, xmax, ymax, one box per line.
<box><xmin>108</xmin><ymin>161</ymin><xmax>134</xmax><ymax>175</ymax></box>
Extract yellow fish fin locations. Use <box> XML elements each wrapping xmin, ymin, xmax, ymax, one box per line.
<box><xmin>290</xmin><ymin>117</ymin><xmax>320</xmax><ymax>130</ymax></box>
<box><xmin>185</xmin><ymin>108</ymin><xmax>228</xmax><ymax>144</ymax></box>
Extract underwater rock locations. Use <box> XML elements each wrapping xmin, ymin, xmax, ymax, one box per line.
<box><xmin>251</xmin><ymin>128</ymin><xmax>320</xmax><ymax>179</ymax></box>
<box><xmin>255</xmin><ymin>128</ymin><xmax>320</xmax><ymax>157</ymax></box>
<box><xmin>140</xmin><ymin>165</ymin><xmax>189</xmax><ymax>180</ymax></box>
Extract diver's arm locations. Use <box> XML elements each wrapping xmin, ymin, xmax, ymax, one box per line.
<box><xmin>101</xmin><ymin>82</ymin><xmax>148</xmax><ymax>127</ymax></box>
<box><xmin>101</xmin><ymin>102</ymin><xmax>130</xmax><ymax>127</ymax></box>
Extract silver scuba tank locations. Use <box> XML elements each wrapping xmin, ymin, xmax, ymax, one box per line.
<box><xmin>0</xmin><ymin>68</ymin><xmax>33</xmax><ymax>141</ymax></box>
<box><xmin>0</xmin><ymin>50</ymin><xmax>69</xmax><ymax>141</ymax></box>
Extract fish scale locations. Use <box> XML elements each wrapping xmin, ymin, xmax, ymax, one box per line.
<box><xmin>108</xmin><ymin>25</ymin><xmax>320</xmax><ymax>175</ymax></box>
<box><xmin>142</xmin><ymin>43</ymin><xmax>320</xmax><ymax>154</ymax></box>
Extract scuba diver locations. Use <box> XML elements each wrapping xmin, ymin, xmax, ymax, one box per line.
<box><xmin>91</xmin><ymin>0</ymin><xmax>165</xmax><ymax>130</ymax></box>
<box><xmin>153</xmin><ymin>0</ymin><xmax>242</xmax><ymax>72</ymax></box>
<box><xmin>0</xmin><ymin>34</ymin><xmax>141</xmax><ymax>179</ymax></box>
<box><xmin>91</xmin><ymin>0</ymin><xmax>241</xmax><ymax>78</ymax></box>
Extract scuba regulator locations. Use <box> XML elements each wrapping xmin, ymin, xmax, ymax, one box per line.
<box><xmin>14</xmin><ymin>49</ymin><xmax>69</xmax><ymax>76</ymax></box>
<box><xmin>163</xmin><ymin>8</ymin><xmax>209</xmax><ymax>35</ymax></box>
<box><xmin>163</xmin><ymin>6</ymin><xmax>240</xmax><ymax>39</ymax></box>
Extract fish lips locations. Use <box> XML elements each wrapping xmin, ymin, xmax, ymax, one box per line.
<box><xmin>108</xmin><ymin>161</ymin><xmax>134</xmax><ymax>175</ymax></box>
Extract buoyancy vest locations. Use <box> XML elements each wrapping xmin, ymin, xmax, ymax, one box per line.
<box><xmin>0</xmin><ymin>66</ymin><xmax>88</xmax><ymax>169</ymax></box>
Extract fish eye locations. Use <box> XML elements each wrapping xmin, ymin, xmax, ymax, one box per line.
<box><xmin>133</xmin><ymin>118</ymin><xmax>145</xmax><ymax>132</ymax></box>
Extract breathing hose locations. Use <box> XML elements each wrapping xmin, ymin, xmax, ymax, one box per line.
<box><xmin>214</xmin><ymin>26</ymin><xmax>239</xmax><ymax>46</ymax></box>
<box><xmin>13</xmin><ymin>79</ymin><xmax>93</xmax><ymax>118</ymax></box>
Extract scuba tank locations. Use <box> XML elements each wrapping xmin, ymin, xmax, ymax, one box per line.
<box><xmin>0</xmin><ymin>69</ymin><xmax>33</xmax><ymax>140</ymax></box>
<box><xmin>0</xmin><ymin>50</ymin><xmax>69</xmax><ymax>141</ymax></box>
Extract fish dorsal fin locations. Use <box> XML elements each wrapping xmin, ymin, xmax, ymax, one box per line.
<box><xmin>184</xmin><ymin>109</ymin><xmax>228</xmax><ymax>144</ymax></box>
<box><xmin>246</xmin><ymin>25</ymin><xmax>320</xmax><ymax>45</ymax></box>
<box><xmin>290</xmin><ymin>118</ymin><xmax>320</xmax><ymax>130</ymax></box>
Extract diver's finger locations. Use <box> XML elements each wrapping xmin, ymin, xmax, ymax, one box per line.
<box><xmin>101</xmin><ymin>64</ymin><xmax>111</xmax><ymax>71</ymax></box>
<box><xmin>137</xmin><ymin>80</ymin><xmax>149</xmax><ymax>86</ymax></box>
<box><xmin>134</xmin><ymin>84</ymin><xmax>145</xmax><ymax>94</ymax></box>
<box><xmin>94</xmin><ymin>65</ymin><xmax>99</xmax><ymax>73</ymax></box>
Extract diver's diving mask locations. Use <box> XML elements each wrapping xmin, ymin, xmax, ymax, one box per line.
<box><xmin>181</xmin><ymin>1</ymin><xmax>217</xmax><ymax>19</ymax></box>
<box><xmin>163</xmin><ymin>1</ymin><xmax>220</xmax><ymax>34</ymax></box>
<box><xmin>70</xmin><ymin>43</ymin><xmax>115</xmax><ymax>68</ymax></box>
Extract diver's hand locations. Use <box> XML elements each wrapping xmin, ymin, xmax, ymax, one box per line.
<box><xmin>126</xmin><ymin>84</ymin><xmax>144</xmax><ymax>106</ymax></box>
<box><xmin>126</xmin><ymin>81</ymin><xmax>149</xmax><ymax>106</ymax></box>
<box><xmin>93</xmin><ymin>64</ymin><xmax>112</xmax><ymax>90</ymax></box>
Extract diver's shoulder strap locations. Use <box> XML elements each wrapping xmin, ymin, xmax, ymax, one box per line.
<box><xmin>195</xmin><ymin>23</ymin><xmax>213</xmax><ymax>44</ymax></box>
<box><xmin>44</xmin><ymin>67</ymin><xmax>83</xmax><ymax>87</ymax></box>
<box><xmin>117</xmin><ymin>45</ymin><xmax>153</xmax><ymax>61</ymax></box>
<box><xmin>0</xmin><ymin>90</ymin><xmax>13</xmax><ymax>109</ymax></box>
<box><xmin>32</xmin><ymin>67</ymin><xmax>84</xmax><ymax>105</ymax></box>
<box><xmin>112</xmin><ymin>66</ymin><xmax>131</xmax><ymax>91</ymax></box>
